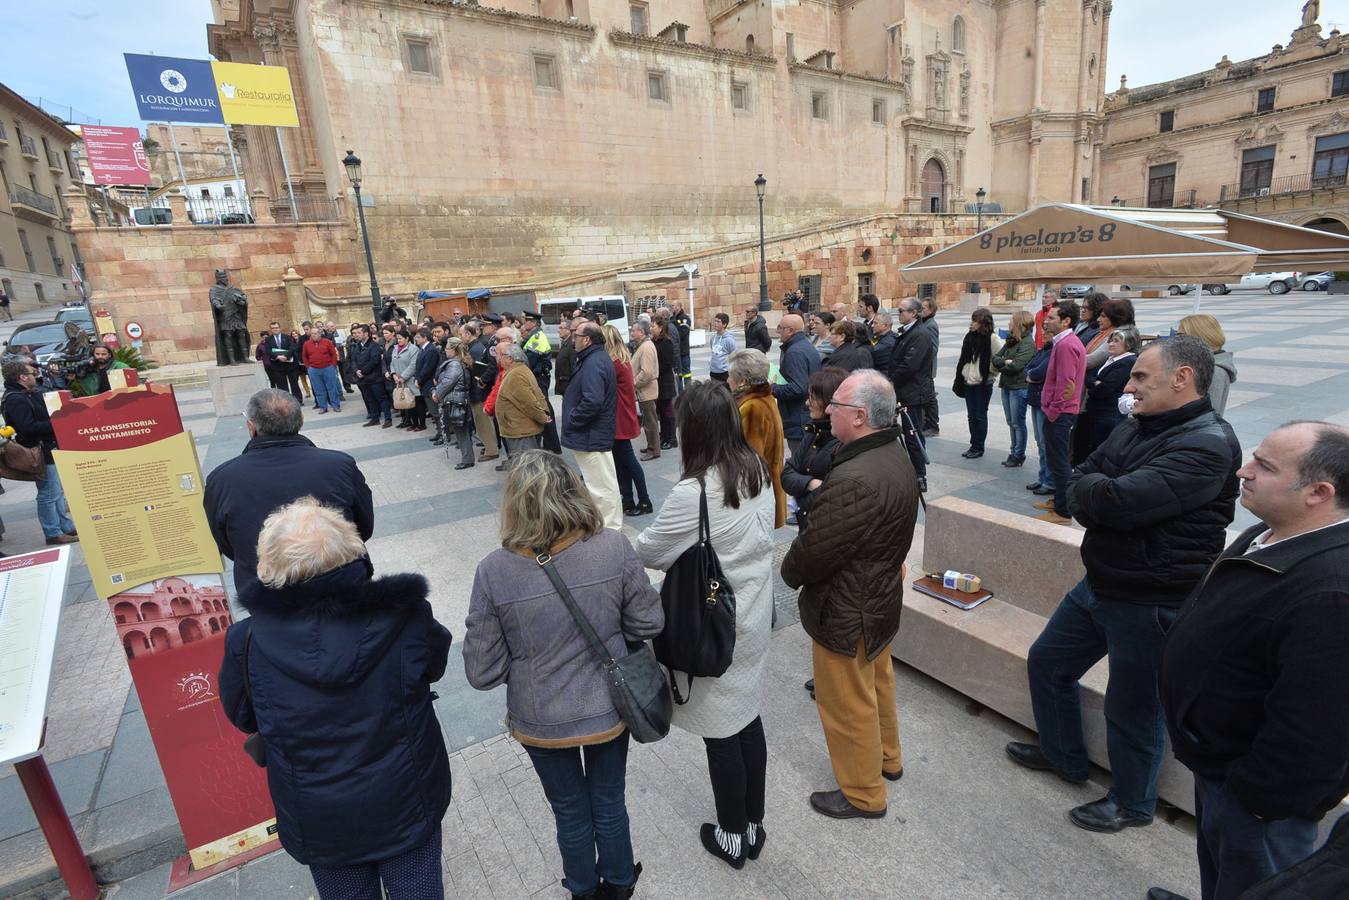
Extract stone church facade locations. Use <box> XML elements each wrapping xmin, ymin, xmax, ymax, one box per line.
<box><xmin>1099</xmin><ymin>3</ymin><xmax>1349</xmax><ymax>235</ymax></box>
<box><xmin>208</xmin><ymin>0</ymin><xmax>1110</xmax><ymax>292</ymax></box>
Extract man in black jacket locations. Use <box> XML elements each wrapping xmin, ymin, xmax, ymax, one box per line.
<box><xmin>204</xmin><ymin>389</ymin><xmax>374</xmax><ymax>597</ymax></box>
<box><xmin>1006</xmin><ymin>335</ymin><xmax>1241</xmax><ymax>834</ymax></box>
<box><xmin>348</xmin><ymin>324</ymin><xmax>392</xmax><ymax>428</ymax></box>
<box><xmin>2</xmin><ymin>361</ymin><xmax>78</xmax><ymax>545</ymax></box>
<box><xmin>464</xmin><ymin>320</ymin><xmax>500</xmax><ymax>461</ymax></box>
<box><xmin>869</xmin><ymin>312</ymin><xmax>897</xmax><ymax>379</ymax></box>
<box><xmin>561</xmin><ymin>323</ymin><xmax>620</xmax><ymax>529</ymax></box>
<box><xmin>743</xmin><ymin>304</ymin><xmax>772</xmax><ymax>354</ymax></box>
<box><xmin>671</xmin><ymin>301</ymin><xmax>692</xmax><ymax>388</ymax></box>
<box><xmin>920</xmin><ymin>297</ymin><xmax>941</xmax><ymax>435</ymax></box>
<box><xmin>1149</xmin><ymin>421</ymin><xmax>1349</xmax><ymax>900</ymax></box>
<box><xmin>887</xmin><ymin>299</ymin><xmax>936</xmax><ymax>491</ymax></box>
<box><xmin>772</xmin><ymin>314</ymin><xmax>821</xmax><ymax>454</ymax></box>
<box><xmin>262</xmin><ymin>321</ymin><xmax>303</xmax><ymax>401</ymax></box>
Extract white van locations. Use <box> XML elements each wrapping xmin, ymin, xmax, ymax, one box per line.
<box><xmin>537</xmin><ymin>295</ymin><xmax>629</xmax><ymax>344</ymax></box>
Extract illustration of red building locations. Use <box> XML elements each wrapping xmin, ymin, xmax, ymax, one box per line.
<box><xmin>110</xmin><ymin>576</ymin><xmax>233</xmax><ymax>659</ymax></box>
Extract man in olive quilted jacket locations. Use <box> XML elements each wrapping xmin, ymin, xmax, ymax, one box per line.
<box><xmin>781</xmin><ymin>369</ymin><xmax>920</xmax><ymax>820</ymax></box>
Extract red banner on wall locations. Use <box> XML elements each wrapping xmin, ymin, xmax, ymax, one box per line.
<box><xmin>80</xmin><ymin>125</ymin><xmax>151</xmax><ymax>187</ymax></box>
<box><xmin>48</xmin><ymin>384</ymin><xmax>277</xmax><ymax>871</ymax></box>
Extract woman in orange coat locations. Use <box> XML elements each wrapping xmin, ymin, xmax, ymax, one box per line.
<box><xmin>726</xmin><ymin>348</ymin><xmax>787</xmax><ymax>528</ymax></box>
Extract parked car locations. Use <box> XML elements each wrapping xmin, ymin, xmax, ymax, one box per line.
<box><xmin>1059</xmin><ymin>284</ymin><xmax>1095</xmax><ymax>298</ymax></box>
<box><xmin>54</xmin><ymin>306</ymin><xmax>96</xmax><ymax>337</ymax></box>
<box><xmin>2</xmin><ymin>322</ymin><xmax>80</xmax><ymax>366</ymax></box>
<box><xmin>1297</xmin><ymin>272</ymin><xmax>1333</xmax><ymax>291</ymax></box>
<box><xmin>1206</xmin><ymin>272</ymin><xmax>1302</xmax><ymax>295</ymax></box>
<box><xmin>1117</xmin><ymin>283</ymin><xmax>1197</xmax><ymax>295</ymax></box>
<box><xmin>132</xmin><ymin>206</ymin><xmax>172</xmax><ymax>226</ymax></box>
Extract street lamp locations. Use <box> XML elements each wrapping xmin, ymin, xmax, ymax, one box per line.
<box><xmin>343</xmin><ymin>149</ymin><xmax>383</xmax><ymax>322</ymax></box>
<box><xmin>975</xmin><ymin>186</ymin><xmax>986</xmax><ymax>231</ymax></box>
<box><xmin>755</xmin><ymin>174</ymin><xmax>770</xmax><ymax>311</ymax></box>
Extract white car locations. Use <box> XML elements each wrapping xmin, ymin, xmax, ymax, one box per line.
<box><xmin>1207</xmin><ymin>272</ymin><xmax>1302</xmax><ymax>295</ymax></box>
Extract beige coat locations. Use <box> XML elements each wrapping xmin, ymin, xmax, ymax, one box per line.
<box><xmin>631</xmin><ymin>338</ymin><xmax>659</xmax><ymax>402</ymax></box>
<box><xmin>495</xmin><ymin>364</ymin><xmax>550</xmax><ymax>438</ymax></box>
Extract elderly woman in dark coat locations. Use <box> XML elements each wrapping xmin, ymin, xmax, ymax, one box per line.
<box><xmin>823</xmin><ymin>320</ymin><xmax>873</xmax><ymax>372</ymax></box>
<box><xmin>780</xmin><ymin>367</ymin><xmax>847</xmax><ymax>530</ymax></box>
<box><xmin>220</xmin><ymin>497</ymin><xmax>452</xmax><ymax>900</ymax></box>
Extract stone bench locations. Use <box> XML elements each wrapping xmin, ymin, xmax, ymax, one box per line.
<box><xmin>894</xmin><ymin>495</ymin><xmax>1196</xmax><ymax>813</ymax></box>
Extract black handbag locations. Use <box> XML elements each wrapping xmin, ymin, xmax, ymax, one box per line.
<box><xmin>951</xmin><ymin>373</ymin><xmax>967</xmax><ymax>399</ymax></box>
<box><xmin>536</xmin><ymin>554</ymin><xmax>672</xmax><ymax>744</ymax></box>
<box><xmin>653</xmin><ymin>479</ymin><xmax>736</xmax><ymax>705</ymax></box>
<box><xmin>240</xmin><ymin>630</ymin><xmax>267</xmax><ymax>767</ymax></box>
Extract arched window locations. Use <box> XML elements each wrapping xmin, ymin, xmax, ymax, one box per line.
<box><xmin>114</xmin><ymin>602</ymin><xmax>140</xmax><ymax>624</ymax></box>
<box><xmin>953</xmin><ymin>17</ymin><xmax>966</xmax><ymax>52</ymax></box>
<box><xmin>179</xmin><ymin>619</ymin><xmax>204</xmax><ymax>644</ymax></box>
<box><xmin>746</xmin><ymin>34</ymin><xmax>755</xmax><ymax>54</ymax></box>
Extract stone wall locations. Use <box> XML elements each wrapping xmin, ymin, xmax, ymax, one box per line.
<box><xmin>71</xmin><ymin>193</ymin><xmax>359</xmax><ymax>366</ymax></box>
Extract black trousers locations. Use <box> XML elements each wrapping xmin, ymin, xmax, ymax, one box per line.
<box><xmin>273</xmin><ymin>368</ymin><xmax>302</xmax><ymax>401</ymax></box>
<box><xmin>657</xmin><ymin>397</ymin><xmax>676</xmax><ymax>445</ymax></box>
<box><xmin>921</xmin><ymin>394</ymin><xmax>940</xmax><ymax>430</ymax></box>
<box><xmin>541</xmin><ymin>397</ymin><xmax>561</xmax><ymax>452</ymax></box>
<box><xmin>703</xmin><ymin>716</ymin><xmax>767</xmax><ymax>833</ymax></box>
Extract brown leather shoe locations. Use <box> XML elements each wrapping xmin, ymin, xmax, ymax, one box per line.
<box><xmin>1032</xmin><ymin>498</ymin><xmax>1056</xmax><ymax>511</ymax></box>
<box><xmin>882</xmin><ymin>768</ymin><xmax>904</xmax><ymax>782</ymax></box>
<box><xmin>45</xmin><ymin>534</ymin><xmax>79</xmax><ymax>545</ymax></box>
<box><xmin>809</xmin><ymin>789</ymin><xmax>885</xmax><ymax>819</ymax></box>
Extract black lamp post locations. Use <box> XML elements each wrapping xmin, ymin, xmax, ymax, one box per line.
<box><xmin>975</xmin><ymin>186</ymin><xmax>986</xmax><ymax>231</ymax></box>
<box><xmin>343</xmin><ymin>149</ymin><xmax>382</xmax><ymax>322</ymax></box>
<box><xmin>755</xmin><ymin>174</ymin><xmax>770</xmax><ymax>311</ymax></box>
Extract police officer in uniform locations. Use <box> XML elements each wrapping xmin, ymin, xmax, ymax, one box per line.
<box><xmin>521</xmin><ymin>311</ymin><xmax>561</xmax><ymax>453</ymax></box>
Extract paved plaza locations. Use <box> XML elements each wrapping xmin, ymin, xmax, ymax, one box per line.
<box><xmin>2</xmin><ymin>291</ymin><xmax>1347</xmax><ymax>898</ymax></box>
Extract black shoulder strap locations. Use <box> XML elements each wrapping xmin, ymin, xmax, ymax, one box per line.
<box><xmin>242</xmin><ymin>627</ymin><xmax>255</xmax><ymax>706</ymax></box>
<box><xmin>536</xmin><ymin>553</ymin><xmax>615</xmax><ymax>668</ymax></box>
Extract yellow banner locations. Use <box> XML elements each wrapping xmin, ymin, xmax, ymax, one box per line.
<box><xmin>210</xmin><ymin>61</ymin><xmax>299</xmax><ymax>127</ymax></box>
<box><xmin>54</xmin><ymin>432</ymin><xmax>222</xmax><ymax>600</ymax></box>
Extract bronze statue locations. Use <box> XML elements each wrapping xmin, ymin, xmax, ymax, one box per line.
<box><xmin>210</xmin><ymin>269</ymin><xmax>250</xmax><ymax>366</ymax></box>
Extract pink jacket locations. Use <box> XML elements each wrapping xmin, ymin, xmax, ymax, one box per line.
<box><xmin>1041</xmin><ymin>330</ymin><xmax>1086</xmax><ymax>422</ymax></box>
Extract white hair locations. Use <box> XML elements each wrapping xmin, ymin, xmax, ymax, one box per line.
<box><xmin>844</xmin><ymin>369</ymin><xmax>897</xmax><ymax>428</ymax></box>
<box><xmin>255</xmin><ymin>497</ymin><xmax>366</xmax><ymax>588</ymax></box>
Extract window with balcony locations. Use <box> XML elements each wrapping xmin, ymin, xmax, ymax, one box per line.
<box><xmin>1333</xmin><ymin>70</ymin><xmax>1349</xmax><ymax>98</ymax></box>
<box><xmin>1159</xmin><ymin>110</ymin><xmax>1174</xmax><ymax>133</ymax></box>
<box><xmin>18</xmin><ymin>230</ymin><xmax>35</xmax><ymax>272</ymax></box>
<box><xmin>1313</xmin><ymin>132</ymin><xmax>1349</xmax><ymax>186</ymax></box>
<box><xmin>1147</xmin><ymin>163</ymin><xmax>1176</xmax><ymax>208</ymax></box>
<box><xmin>647</xmin><ymin>70</ymin><xmax>668</xmax><ymax>102</ymax></box>
<box><xmin>811</xmin><ymin>91</ymin><xmax>829</xmax><ymax>120</ymax></box>
<box><xmin>731</xmin><ymin>80</ymin><xmax>748</xmax><ymax>111</ymax></box>
<box><xmin>629</xmin><ymin>2</ymin><xmax>648</xmax><ymax>35</ymax></box>
<box><xmin>1257</xmin><ymin>87</ymin><xmax>1275</xmax><ymax>114</ymax></box>
<box><xmin>1239</xmin><ymin>145</ymin><xmax>1275</xmax><ymax>196</ymax></box>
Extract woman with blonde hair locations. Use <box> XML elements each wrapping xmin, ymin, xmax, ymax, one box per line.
<box><xmin>464</xmin><ymin>450</ymin><xmax>663</xmax><ymax>900</ymax></box>
<box><xmin>603</xmin><ymin>324</ymin><xmax>652</xmax><ymax>516</ymax></box>
<box><xmin>433</xmin><ymin>336</ymin><xmax>475</xmax><ymax>468</ymax></box>
<box><xmin>1178</xmin><ymin>314</ymin><xmax>1237</xmax><ymax>416</ymax></box>
<box><xmin>220</xmin><ymin>497</ymin><xmax>452</xmax><ymax>899</ymax></box>
<box><xmin>990</xmin><ymin>309</ymin><xmax>1036</xmax><ymax>467</ymax></box>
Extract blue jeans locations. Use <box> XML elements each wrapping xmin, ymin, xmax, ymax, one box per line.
<box><xmin>307</xmin><ymin>366</ymin><xmax>342</xmax><ymax>411</ymax></box>
<box><xmin>526</xmin><ymin>732</ymin><xmax>636</xmax><ymax>896</ymax></box>
<box><xmin>1030</xmin><ymin>403</ymin><xmax>1054</xmax><ymax>487</ymax></box>
<box><xmin>964</xmin><ymin>381</ymin><xmax>994</xmax><ymax>452</ymax></box>
<box><xmin>1001</xmin><ymin>387</ymin><xmax>1029</xmax><ymax>461</ymax></box>
<box><xmin>1043</xmin><ymin>412</ymin><xmax>1076</xmax><ymax>516</ymax></box>
<box><xmin>612</xmin><ymin>438</ymin><xmax>649</xmax><ymax>507</ymax></box>
<box><xmin>36</xmin><ymin>463</ymin><xmax>76</xmax><ymax>538</ymax></box>
<box><xmin>1027</xmin><ymin>578</ymin><xmax>1176</xmax><ymax>817</ymax></box>
<box><xmin>1194</xmin><ymin>774</ymin><xmax>1319</xmax><ymax>900</ymax></box>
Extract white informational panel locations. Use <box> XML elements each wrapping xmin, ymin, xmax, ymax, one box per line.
<box><xmin>0</xmin><ymin>546</ymin><xmax>72</xmax><ymax>766</ymax></box>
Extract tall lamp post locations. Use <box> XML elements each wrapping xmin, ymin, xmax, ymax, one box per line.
<box><xmin>755</xmin><ymin>174</ymin><xmax>770</xmax><ymax>311</ymax></box>
<box><xmin>975</xmin><ymin>186</ymin><xmax>986</xmax><ymax>231</ymax></box>
<box><xmin>343</xmin><ymin>150</ymin><xmax>382</xmax><ymax>323</ymax></box>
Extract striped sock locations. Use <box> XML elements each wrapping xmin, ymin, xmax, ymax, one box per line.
<box><xmin>745</xmin><ymin>822</ymin><xmax>759</xmax><ymax>843</ymax></box>
<box><xmin>715</xmin><ymin>826</ymin><xmax>742</xmax><ymax>857</ymax></box>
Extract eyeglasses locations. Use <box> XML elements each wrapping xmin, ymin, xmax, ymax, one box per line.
<box><xmin>825</xmin><ymin>400</ymin><xmax>866</xmax><ymax>411</ymax></box>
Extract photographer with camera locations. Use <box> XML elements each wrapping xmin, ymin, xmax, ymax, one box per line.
<box><xmin>76</xmin><ymin>345</ymin><xmax>129</xmax><ymax>396</ymax></box>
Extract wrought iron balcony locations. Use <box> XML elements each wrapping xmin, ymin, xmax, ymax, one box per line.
<box><xmin>17</xmin><ymin>134</ymin><xmax>38</xmax><ymax>159</ymax></box>
<box><xmin>9</xmin><ymin>185</ymin><xmax>58</xmax><ymax>220</ymax></box>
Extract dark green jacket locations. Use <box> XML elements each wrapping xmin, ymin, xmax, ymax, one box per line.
<box><xmin>992</xmin><ymin>336</ymin><xmax>1035</xmax><ymax>390</ymax></box>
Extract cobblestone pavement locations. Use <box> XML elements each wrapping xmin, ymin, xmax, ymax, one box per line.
<box><xmin>3</xmin><ymin>290</ymin><xmax>1346</xmax><ymax>898</ymax></box>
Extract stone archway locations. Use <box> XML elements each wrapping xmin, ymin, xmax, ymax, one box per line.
<box><xmin>921</xmin><ymin>159</ymin><xmax>947</xmax><ymax>213</ymax></box>
<box><xmin>1301</xmin><ymin>215</ymin><xmax>1349</xmax><ymax>236</ymax></box>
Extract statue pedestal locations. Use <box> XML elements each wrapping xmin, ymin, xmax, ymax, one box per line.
<box><xmin>208</xmin><ymin>365</ymin><xmax>266</xmax><ymax>418</ymax></box>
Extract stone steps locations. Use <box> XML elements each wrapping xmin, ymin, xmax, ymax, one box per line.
<box><xmin>896</xmin><ymin>496</ymin><xmax>1197</xmax><ymax>813</ymax></box>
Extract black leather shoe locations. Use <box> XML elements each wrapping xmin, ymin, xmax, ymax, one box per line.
<box><xmin>882</xmin><ymin>767</ymin><xmax>904</xmax><ymax>782</ymax></box>
<box><xmin>1025</xmin><ymin>481</ymin><xmax>1042</xmax><ymax>491</ymax></box>
<box><xmin>1069</xmin><ymin>796</ymin><xmax>1153</xmax><ymax>833</ymax></box>
<box><xmin>699</xmin><ymin>823</ymin><xmax>746</xmax><ymax>870</ymax></box>
<box><xmin>597</xmin><ymin>861</ymin><xmax>641</xmax><ymax>899</ymax></box>
<box><xmin>1032</xmin><ymin>484</ymin><xmax>1056</xmax><ymax>496</ymax></box>
<box><xmin>1004</xmin><ymin>742</ymin><xmax>1088</xmax><ymax>784</ymax></box>
<box><xmin>745</xmin><ymin>823</ymin><xmax>766</xmax><ymax>860</ymax></box>
<box><xmin>804</xmin><ymin>678</ymin><xmax>815</xmax><ymax>697</ymax></box>
<box><xmin>1147</xmin><ymin>889</ymin><xmax>1193</xmax><ymax>900</ymax></box>
<box><xmin>1001</xmin><ymin>456</ymin><xmax>1025</xmax><ymax>467</ymax></box>
<box><xmin>637</xmin><ymin>500</ymin><xmax>653</xmax><ymax>515</ymax></box>
<box><xmin>623</xmin><ymin>503</ymin><xmax>641</xmax><ymax>517</ymax></box>
<box><xmin>923</xmin><ymin>427</ymin><xmax>940</xmax><ymax>437</ymax></box>
<box><xmin>454</xmin><ymin>462</ymin><xmax>474</xmax><ymax>470</ymax></box>
<box><xmin>810</xmin><ymin>789</ymin><xmax>885</xmax><ymax>819</ymax></box>
<box><xmin>961</xmin><ymin>448</ymin><xmax>984</xmax><ymax>459</ymax></box>
<box><xmin>660</xmin><ymin>440</ymin><xmax>677</xmax><ymax>450</ymax></box>
<box><xmin>362</xmin><ymin>419</ymin><xmax>379</xmax><ymax>427</ymax></box>
<box><xmin>431</xmin><ymin>438</ymin><xmax>445</xmax><ymax>447</ymax></box>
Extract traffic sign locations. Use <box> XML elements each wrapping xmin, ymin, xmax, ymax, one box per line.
<box><xmin>124</xmin><ymin>321</ymin><xmax>143</xmax><ymax>340</ymax></box>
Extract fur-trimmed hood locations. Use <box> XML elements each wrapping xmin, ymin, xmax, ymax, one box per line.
<box><xmin>238</xmin><ymin>560</ymin><xmax>434</xmax><ymax>688</ymax></box>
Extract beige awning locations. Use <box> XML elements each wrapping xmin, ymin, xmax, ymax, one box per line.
<box><xmin>901</xmin><ymin>203</ymin><xmax>1349</xmax><ymax>283</ymax></box>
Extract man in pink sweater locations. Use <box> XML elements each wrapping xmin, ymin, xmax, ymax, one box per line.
<box><xmin>1036</xmin><ymin>300</ymin><xmax>1087</xmax><ymax>523</ymax></box>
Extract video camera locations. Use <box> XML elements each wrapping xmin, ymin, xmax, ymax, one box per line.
<box><xmin>781</xmin><ymin>290</ymin><xmax>807</xmax><ymax>314</ymax></box>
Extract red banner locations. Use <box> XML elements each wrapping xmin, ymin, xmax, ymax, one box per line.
<box><xmin>49</xmin><ymin>384</ymin><xmax>277</xmax><ymax>870</ymax></box>
<box><xmin>80</xmin><ymin>125</ymin><xmax>151</xmax><ymax>187</ymax></box>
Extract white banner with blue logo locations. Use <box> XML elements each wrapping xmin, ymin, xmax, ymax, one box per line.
<box><xmin>124</xmin><ymin>54</ymin><xmax>225</xmax><ymax>125</ymax></box>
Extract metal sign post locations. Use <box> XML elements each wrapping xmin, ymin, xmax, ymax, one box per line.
<box><xmin>275</xmin><ymin>127</ymin><xmax>298</xmax><ymax>221</ymax></box>
<box><xmin>165</xmin><ymin>122</ymin><xmax>189</xmax><ymax>192</ymax></box>
<box><xmin>223</xmin><ymin>126</ymin><xmax>245</xmax><ymax>215</ymax></box>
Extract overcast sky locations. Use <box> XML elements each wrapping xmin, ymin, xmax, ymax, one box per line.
<box><xmin>0</xmin><ymin>0</ymin><xmax>1345</xmax><ymax>127</ymax></box>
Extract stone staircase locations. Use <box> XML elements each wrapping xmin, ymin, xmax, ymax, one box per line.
<box><xmin>137</xmin><ymin>361</ymin><xmax>209</xmax><ymax>390</ymax></box>
<box><xmin>896</xmin><ymin>496</ymin><xmax>1196</xmax><ymax>813</ymax></box>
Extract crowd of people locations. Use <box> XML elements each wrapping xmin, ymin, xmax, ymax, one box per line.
<box><xmin>197</xmin><ymin>290</ymin><xmax>1349</xmax><ymax>900</ymax></box>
